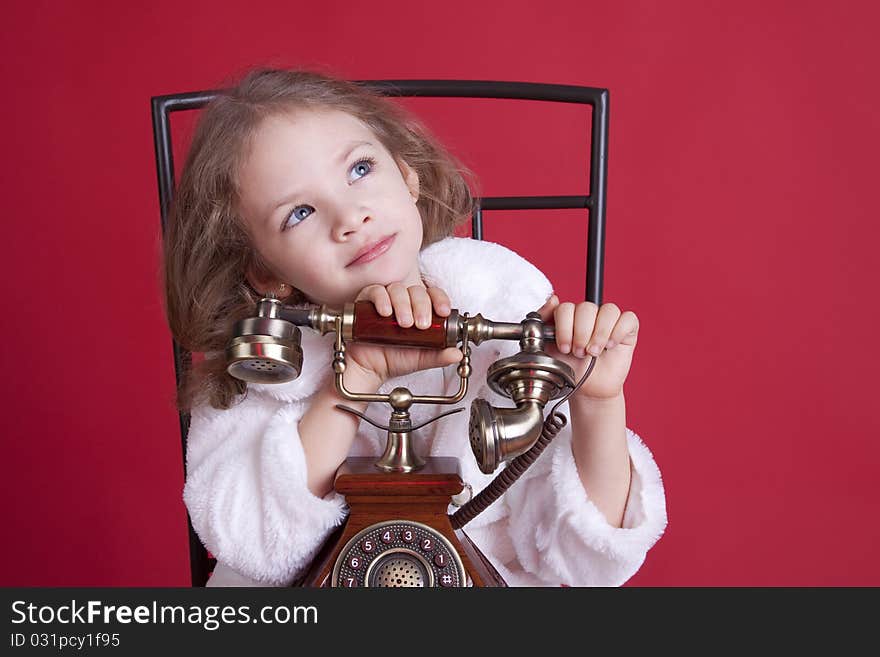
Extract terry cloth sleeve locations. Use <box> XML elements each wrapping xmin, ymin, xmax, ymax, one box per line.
<box><xmin>182</xmin><ymin>389</ymin><xmax>348</xmax><ymax>587</ymax></box>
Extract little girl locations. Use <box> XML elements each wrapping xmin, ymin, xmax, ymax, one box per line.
<box><xmin>163</xmin><ymin>67</ymin><xmax>667</xmax><ymax>587</ymax></box>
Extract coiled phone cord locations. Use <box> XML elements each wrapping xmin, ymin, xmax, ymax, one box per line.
<box><xmin>449</xmin><ymin>354</ymin><xmax>598</xmax><ymax>530</ymax></box>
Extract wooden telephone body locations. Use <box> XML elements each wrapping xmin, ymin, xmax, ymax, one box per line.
<box><xmin>299</xmin><ymin>457</ymin><xmax>506</xmax><ymax>587</ymax></box>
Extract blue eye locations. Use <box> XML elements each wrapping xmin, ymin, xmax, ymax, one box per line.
<box><xmin>348</xmin><ymin>157</ymin><xmax>376</xmax><ymax>182</ymax></box>
<box><xmin>283</xmin><ymin>204</ymin><xmax>314</xmax><ymax>229</ymax></box>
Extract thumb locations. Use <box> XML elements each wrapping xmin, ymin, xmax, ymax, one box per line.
<box><xmin>439</xmin><ymin>346</ymin><xmax>463</xmax><ymax>365</ymax></box>
<box><xmin>419</xmin><ymin>346</ymin><xmax>463</xmax><ymax>371</ymax></box>
<box><xmin>536</xmin><ymin>293</ymin><xmax>559</xmax><ymax>322</ymax></box>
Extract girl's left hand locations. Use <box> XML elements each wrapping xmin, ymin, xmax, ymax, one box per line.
<box><xmin>535</xmin><ymin>294</ymin><xmax>640</xmax><ymax>402</ymax></box>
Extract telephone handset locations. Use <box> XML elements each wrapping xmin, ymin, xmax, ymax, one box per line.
<box><xmin>225</xmin><ymin>295</ymin><xmax>594</xmax><ymax>587</ymax></box>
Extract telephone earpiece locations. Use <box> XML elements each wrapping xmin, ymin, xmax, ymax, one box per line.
<box><xmin>226</xmin><ymin>296</ymin><xmax>304</xmax><ymax>383</ymax></box>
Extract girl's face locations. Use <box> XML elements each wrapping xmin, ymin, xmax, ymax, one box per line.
<box><xmin>237</xmin><ymin>108</ymin><xmax>424</xmax><ymax>307</ymax></box>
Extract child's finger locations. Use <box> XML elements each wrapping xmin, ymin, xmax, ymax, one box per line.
<box><xmin>412</xmin><ymin>346</ymin><xmax>462</xmax><ymax>374</ymax></box>
<box><xmin>425</xmin><ymin>286</ymin><xmax>451</xmax><ymax>317</ymax></box>
<box><xmin>407</xmin><ymin>285</ymin><xmax>433</xmax><ymax>329</ymax></box>
<box><xmin>609</xmin><ymin>310</ymin><xmax>640</xmax><ymax>348</ymax></box>
<box><xmin>356</xmin><ymin>284</ymin><xmax>392</xmax><ymax>316</ymax></box>
<box><xmin>571</xmin><ymin>302</ymin><xmax>599</xmax><ymax>357</ymax></box>
<box><xmin>553</xmin><ymin>301</ymin><xmax>576</xmax><ymax>354</ymax></box>
<box><xmin>536</xmin><ymin>294</ymin><xmax>559</xmax><ymax>322</ymax></box>
<box><xmin>585</xmin><ymin>303</ymin><xmax>620</xmax><ymax>356</ymax></box>
<box><xmin>386</xmin><ymin>282</ymin><xmax>414</xmax><ymax>327</ymax></box>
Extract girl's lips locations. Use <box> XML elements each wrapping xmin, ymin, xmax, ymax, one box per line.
<box><xmin>347</xmin><ymin>234</ymin><xmax>395</xmax><ymax>267</ymax></box>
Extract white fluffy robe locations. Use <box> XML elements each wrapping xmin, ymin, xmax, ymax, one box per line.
<box><xmin>184</xmin><ymin>237</ymin><xmax>667</xmax><ymax>587</ymax></box>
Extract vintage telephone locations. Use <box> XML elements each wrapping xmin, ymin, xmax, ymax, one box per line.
<box><xmin>224</xmin><ymin>294</ymin><xmax>596</xmax><ymax>587</ymax></box>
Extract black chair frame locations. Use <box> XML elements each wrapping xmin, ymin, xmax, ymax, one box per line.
<box><xmin>151</xmin><ymin>79</ymin><xmax>609</xmax><ymax>586</ymax></box>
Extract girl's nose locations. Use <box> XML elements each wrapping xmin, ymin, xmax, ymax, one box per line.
<box><xmin>331</xmin><ymin>206</ymin><xmax>372</xmax><ymax>241</ymax></box>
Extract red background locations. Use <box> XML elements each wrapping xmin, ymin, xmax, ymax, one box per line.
<box><xmin>2</xmin><ymin>0</ymin><xmax>878</xmax><ymax>586</ymax></box>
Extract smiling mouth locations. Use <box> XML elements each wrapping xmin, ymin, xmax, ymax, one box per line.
<box><xmin>347</xmin><ymin>234</ymin><xmax>396</xmax><ymax>267</ymax></box>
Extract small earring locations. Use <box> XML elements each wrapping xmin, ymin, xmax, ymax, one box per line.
<box><xmin>276</xmin><ymin>283</ymin><xmax>289</xmax><ymax>296</ymax></box>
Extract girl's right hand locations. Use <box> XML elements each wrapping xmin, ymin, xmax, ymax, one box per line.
<box><xmin>344</xmin><ymin>282</ymin><xmax>463</xmax><ymax>385</ymax></box>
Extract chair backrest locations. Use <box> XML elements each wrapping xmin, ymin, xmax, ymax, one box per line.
<box><xmin>151</xmin><ymin>79</ymin><xmax>609</xmax><ymax>586</ymax></box>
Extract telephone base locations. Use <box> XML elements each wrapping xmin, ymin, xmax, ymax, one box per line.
<box><xmin>296</xmin><ymin>457</ymin><xmax>506</xmax><ymax>588</ymax></box>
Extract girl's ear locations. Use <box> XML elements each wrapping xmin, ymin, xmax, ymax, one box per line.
<box><xmin>246</xmin><ymin>253</ymin><xmax>293</xmax><ymax>298</ymax></box>
<box><xmin>247</xmin><ymin>269</ymin><xmax>293</xmax><ymax>299</ymax></box>
<box><xmin>245</xmin><ymin>263</ymin><xmax>281</xmax><ymax>296</ymax></box>
<box><xmin>397</xmin><ymin>158</ymin><xmax>420</xmax><ymax>203</ymax></box>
